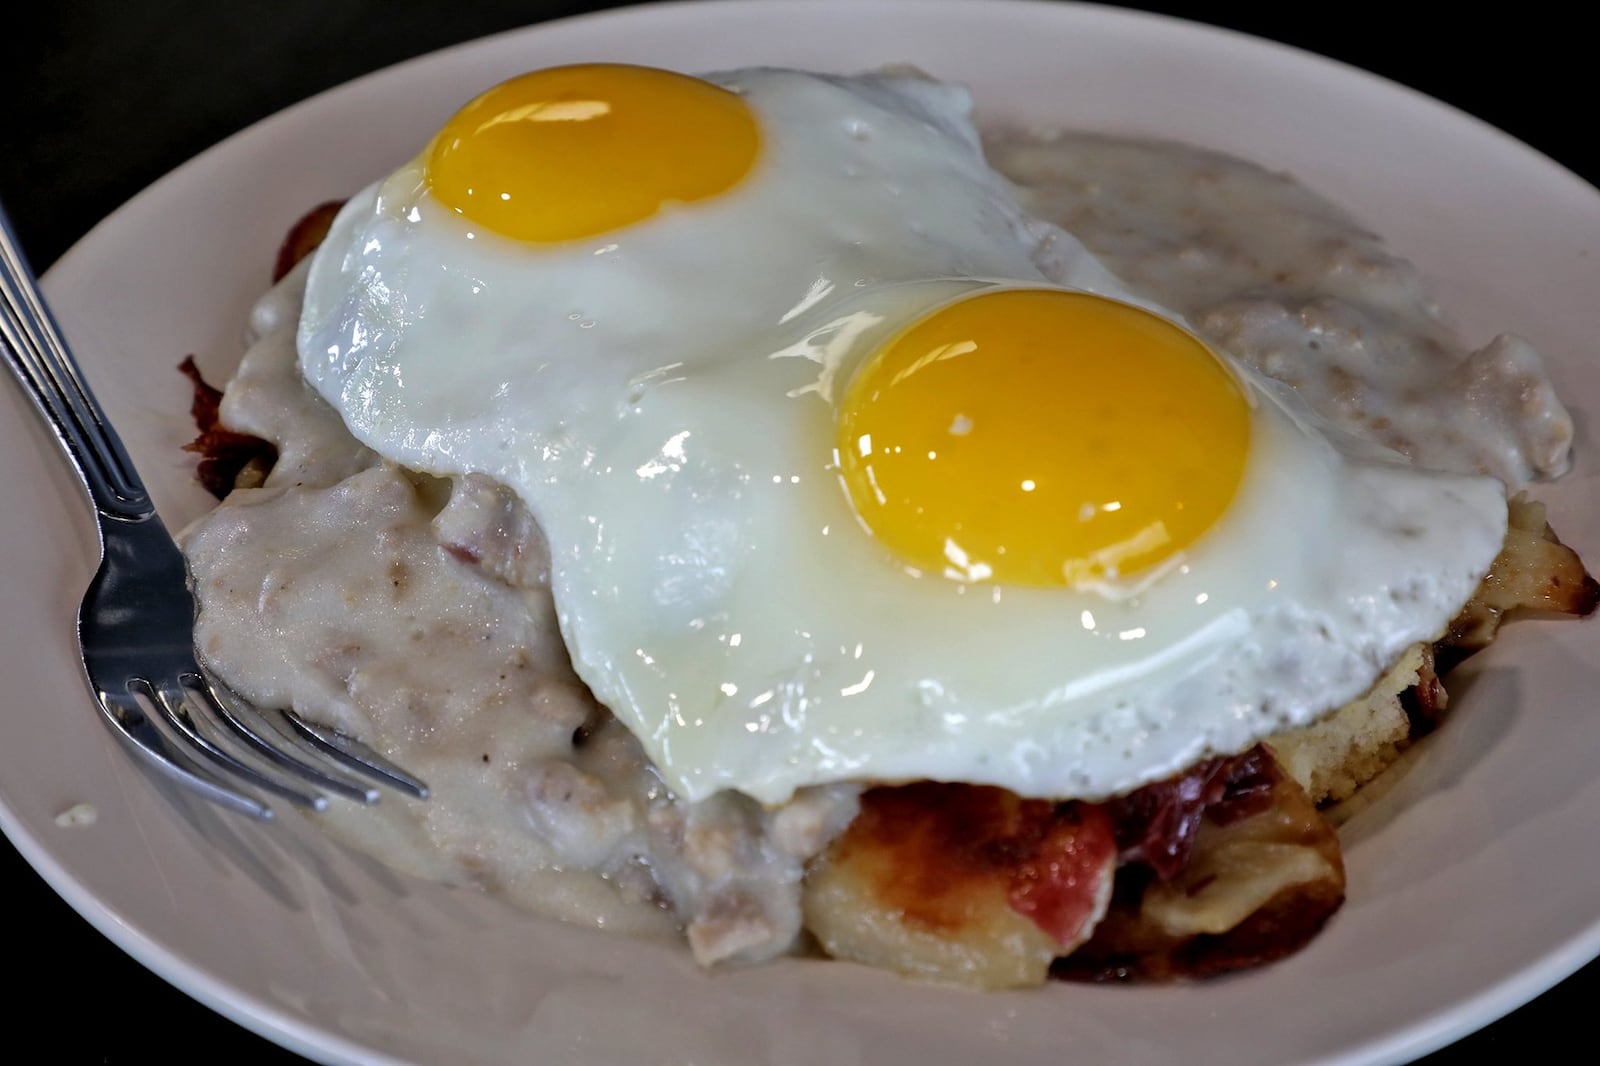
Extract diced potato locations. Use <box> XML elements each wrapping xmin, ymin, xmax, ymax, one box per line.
<box><xmin>1055</xmin><ymin>763</ymin><xmax>1344</xmax><ymax>983</ymax></box>
<box><xmin>1267</xmin><ymin>643</ymin><xmax>1423</xmax><ymax>805</ymax></box>
<box><xmin>1141</xmin><ymin>778</ymin><xmax>1340</xmax><ymax>937</ymax></box>
<box><xmin>1444</xmin><ymin>493</ymin><xmax>1599</xmax><ymax>658</ymax></box>
<box><xmin>803</xmin><ymin>784</ymin><xmax>1116</xmax><ymax>989</ymax></box>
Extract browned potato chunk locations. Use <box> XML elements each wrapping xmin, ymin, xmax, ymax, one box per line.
<box><xmin>1443</xmin><ymin>494</ymin><xmax>1599</xmax><ymax>660</ymax></box>
<box><xmin>1053</xmin><ymin>767</ymin><xmax>1344</xmax><ymax>983</ymax></box>
<box><xmin>803</xmin><ymin>784</ymin><xmax>1117</xmax><ymax>989</ymax></box>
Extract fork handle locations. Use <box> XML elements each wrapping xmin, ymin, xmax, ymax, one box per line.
<box><xmin>0</xmin><ymin>203</ymin><xmax>155</xmax><ymax>523</ymax></box>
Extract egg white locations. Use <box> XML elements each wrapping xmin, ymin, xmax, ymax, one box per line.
<box><xmin>298</xmin><ymin>68</ymin><xmax>1507</xmax><ymax>805</ymax></box>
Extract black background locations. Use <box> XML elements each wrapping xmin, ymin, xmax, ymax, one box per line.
<box><xmin>2</xmin><ymin>2</ymin><xmax>1594</xmax><ymax>1062</ymax></box>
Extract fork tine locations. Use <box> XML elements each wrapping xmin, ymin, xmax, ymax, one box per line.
<box><xmin>282</xmin><ymin>711</ymin><xmax>430</xmax><ymax>800</ymax></box>
<box><xmin>188</xmin><ymin>673</ymin><xmax>381</xmax><ymax>805</ymax></box>
<box><xmin>95</xmin><ymin>688</ymin><xmax>274</xmax><ymax>820</ymax></box>
<box><xmin>139</xmin><ymin>679</ymin><xmax>330</xmax><ymax>812</ymax></box>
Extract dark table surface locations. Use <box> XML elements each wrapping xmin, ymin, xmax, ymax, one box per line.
<box><xmin>2</xmin><ymin>2</ymin><xmax>1593</xmax><ymax>1062</ymax></box>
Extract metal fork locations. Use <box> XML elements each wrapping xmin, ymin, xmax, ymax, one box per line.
<box><xmin>0</xmin><ymin>204</ymin><xmax>428</xmax><ymax>820</ymax></box>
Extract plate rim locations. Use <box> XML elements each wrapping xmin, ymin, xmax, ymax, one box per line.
<box><xmin>11</xmin><ymin>2</ymin><xmax>1600</xmax><ymax>1064</ymax></box>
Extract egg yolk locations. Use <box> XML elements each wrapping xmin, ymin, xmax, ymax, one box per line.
<box><xmin>425</xmin><ymin>64</ymin><xmax>761</xmax><ymax>242</ymax></box>
<box><xmin>836</xmin><ymin>289</ymin><xmax>1250</xmax><ymax>587</ymax></box>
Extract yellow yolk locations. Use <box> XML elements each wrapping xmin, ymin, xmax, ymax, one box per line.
<box><xmin>836</xmin><ymin>289</ymin><xmax>1251</xmax><ymax>587</ymax></box>
<box><xmin>425</xmin><ymin>64</ymin><xmax>761</xmax><ymax>242</ymax></box>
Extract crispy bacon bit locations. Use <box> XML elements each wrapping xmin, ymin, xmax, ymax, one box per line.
<box><xmin>272</xmin><ymin>201</ymin><xmax>346</xmax><ymax>283</ymax></box>
<box><xmin>178</xmin><ymin>356</ymin><xmax>277</xmax><ymax>499</ymax></box>
<box><xmin>180</xmin><ymin>354</ymin><xmax>222</xmax><ymax>427</ymax></box>
<box><xmin>1400</xmin><ymin>643</ymin><xmax>1448</xmax><ymax>735</ymax></box>
<box><xmin>1100</xmin><ymin>745</ymin><xmax>1281</xmax><ymax>882</ymax></box>
<box><xmin>1005</xmin><ymin>800</ymin><xmax>1119</xmax><ymax>945</ymax></box>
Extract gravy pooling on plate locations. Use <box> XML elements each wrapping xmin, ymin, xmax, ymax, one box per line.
<box><xmin>180</xmin><ymin>74</ymin><xmax>1586</xmax><ymax>981</ymax></box>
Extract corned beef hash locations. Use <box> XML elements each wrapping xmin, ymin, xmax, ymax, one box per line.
<box><xmin>178</xmin><ymin>64</ymin><xmax>1597</xmax><ymax>987</ymax></box>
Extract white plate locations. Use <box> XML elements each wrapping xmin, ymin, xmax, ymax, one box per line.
<box><xmin>3</xmin><ymin>2</ymin><xmax>1598</xmax><ymax>1063</ymax></box>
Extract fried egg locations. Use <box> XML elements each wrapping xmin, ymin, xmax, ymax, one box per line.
<box><xmin>298</xmin><ymin>64</ymin><xmax>1507</xmax><ymax>806</ymax></box>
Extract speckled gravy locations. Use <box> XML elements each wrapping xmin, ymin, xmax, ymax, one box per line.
<box><xmin>186</xmin><ymin>260</ymin><xmax>860</xmax><ymax>965</ymax></box>
<box><xmin>986</xmin><ymin>130</ymin><xmax>1573</xmax><ymax>489</ymax></box>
